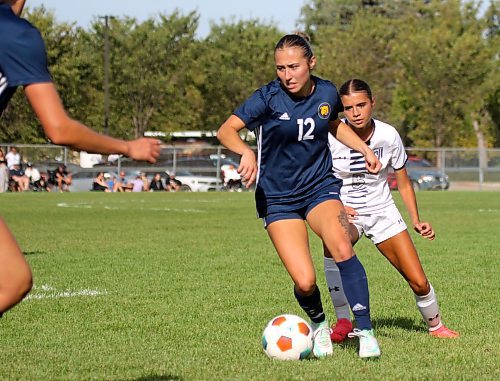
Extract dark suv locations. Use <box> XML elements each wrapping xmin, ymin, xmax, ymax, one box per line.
<box><xmin>388</xmin><ymin>156</ymin><xmax>449</xmax><ymax>191</ymax></box>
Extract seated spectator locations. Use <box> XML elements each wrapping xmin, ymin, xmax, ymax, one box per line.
<box><xmin>54</xmin><ymin>164</ymin><xmax>72</xmax><ymax>192</ymax></box>
<box><xmin>167</xmin><ymin>172</ymin><xmax>181</xmax><ymax>192</ymax></box>
<box><xmin>0</xmin><ymin>159</ymin><xmax>8</xmax><ymax>192</ymax></box>
<box><xmin>92</xmin><ymin>172</ymin><xmax>111</xmax><ymax>192</ymax></box>
<box><xmin>106</xmin><ymin>175</ymin><xmax>123</xmax><ymax>192</ymax></box>
<box><xmin>24</xmin><ymin>163</ymin><xmax>48</xmax><ymax>191</ymax></box>
<box><xmin>139</xmin><ymin>172</ymin><xmax>149</xmax><ymax>192</ymax></box>
<box><xmin>131</xmin><ymin>175</ymin><xmax>145</xmax><ymax>192</ymax></box>
<box><xmin>149</xmin><ymin>172</ymin><xmax>166</xmax><ymax>191</ymax></box>
<box><xmin>9</xmin><ymin>164</ymin><xmax>29</xmax><ymax>191</ymax></box>
<box><xmin>116</xmin><ymin>171</ymin><xmax>133</xmax><ymax>192</ymax></box>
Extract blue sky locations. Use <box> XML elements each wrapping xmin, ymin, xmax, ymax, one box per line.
<box><xmin>28</xmin><ymin>0</ymin><xmax>307</xmax><ymax>37</ymax></box>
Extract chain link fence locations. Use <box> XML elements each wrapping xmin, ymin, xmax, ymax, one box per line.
<box><xmin>2</xmin><ymin>143</ymin><xmax>500</xmax><ymax>191</ymax></box>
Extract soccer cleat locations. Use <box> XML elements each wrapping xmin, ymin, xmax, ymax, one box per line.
<box><xmin>330</xmin><ymin>318</ymin><xmax>353</xmax><ymax>343</ymax></box>
<box><xmin>311</xmin><ymin>320</ymin><xmax>334</xmax><ymax>358</ymax></box>
<box><xmin>348</xmin><ymin>328</ymin><xmax>381</xmax><ymax>359</ymax></box>
<box><xmin>429</xmin><ymin>325</ymin><xmax>460</xmax><ymax>338</ymax></box>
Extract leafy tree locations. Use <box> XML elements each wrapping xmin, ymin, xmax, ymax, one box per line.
<box><xmin>198</xmin><ymin>20</ymin><xmax>281</xmax><ymax>130</ymax></box>
<box><xmin>93</xmin><ymin>12</ymin><xmax>201</xmax><ymax>139</ymax></box>
<box><xmin>391</xmin><ymin>0</ymin><xmax>497</xmax><ymax>149</ymax></box>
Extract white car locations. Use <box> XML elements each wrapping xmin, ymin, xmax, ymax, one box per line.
<box><xmin>172</xmin><ymin>170</ymin><xmax>223</xmax><ymax>192</ymax></box>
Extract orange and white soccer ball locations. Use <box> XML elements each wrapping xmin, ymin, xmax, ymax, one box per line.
<box><xmin>262</xmin><ymin>314</ymin><xmax>313</xmax><ymax>360</ymax></box>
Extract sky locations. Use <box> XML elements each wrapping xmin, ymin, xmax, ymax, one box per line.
<box><xmin>28</xmin><ymin>0</ymin><xmax>307</xmax><ymax>38</ymax></box>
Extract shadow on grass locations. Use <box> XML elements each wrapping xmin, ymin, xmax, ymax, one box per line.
<box><xmin>133</xmin><ymin>375</ymin><xmax>182</xmax><ymax>381</ymax></box>
<box><xmin>373</xmin><ymin>316</ymin><xmax>427</xmax><ymax>333</ymax></box>
<box><xmin>23</xmin><ymin>250</ymin><xmax>45</xmax><ymax>256</ymax></box>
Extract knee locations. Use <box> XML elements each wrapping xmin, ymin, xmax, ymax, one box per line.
<box><xmin>294</xmin><ymin>277</ymin><xmax>317</xmax><ymax>295</ymax></box>
<box><xmin>325</xmin><ymin>240</ymin><xmax>353</xmax><ymax>262</ymax></box>
<box><xmin>409</xmin><ymin>277</ymin><xmax>430</xmax><ymax>296</ymax></box>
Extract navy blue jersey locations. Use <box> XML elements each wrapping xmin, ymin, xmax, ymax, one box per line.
<box><xmin>0</xmin><ymin>3</ymin><xmax>52</xmax><ymax>116</ymax></box>
<box><xmin>234</xmin><ymin>76</ymin><xmax>343</xmax><ymax>215</ymax></box>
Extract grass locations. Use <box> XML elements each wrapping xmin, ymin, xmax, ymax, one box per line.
<box><xmin>0</xmin><ymin>191</ymin><xmax>499</xmax><ymax>380</ymax></box>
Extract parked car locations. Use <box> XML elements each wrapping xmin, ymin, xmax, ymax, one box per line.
<box><xmin>140</xmin><ymin>169</ymin><xmax>222</xmax><ymax>192</ymax></box>
<box><xmin>388</xmin><ymin>156</ymin><xmax>449</xmax><ymax>191</ymax></box>
<box><xmin>172</xmin><ymin>169</ymin><xmax>223</xmax><ymax>192</ymax></box>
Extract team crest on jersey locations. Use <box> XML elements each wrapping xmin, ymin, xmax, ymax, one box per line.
<box><xmin>373</xmin><ymin>147</ymin><xmax>383</xmax><ymax>159</ymax></box>
<box><xmin>318</xmin><ymin>102</ymin><xmax>331</xmax><ymax>119</ymax></box>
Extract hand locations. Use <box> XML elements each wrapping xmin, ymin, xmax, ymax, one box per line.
<box><xmin>238</xmin><ymin>149</ymin><xmax>257</xmax><ymax>188</ymax></box>
<box><xmin>414</xmin><ymin>222</ymin><xmax>435</xmax><ymax>241</ymax></box>
<box><xmin>126</xmin><ymin>138</ymin><xmax>161</xmax><ymax>163</ymax></box>
<box><xmin>365</xmin><ymin>149</ymin><xmax>381</xmax><ymax>174</ymax></box>
<box><xmin>344</xmin><ymin>205</ymin><xmax>358</xmax><ymax>223</ymax></box>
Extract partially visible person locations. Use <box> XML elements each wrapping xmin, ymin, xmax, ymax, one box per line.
<box><xmin>108</xmin><ymin>175</ymin><xmax>123</xmax><ymax>192</ymax></box>
<box><xmin>24</xmin><ymin>162</ymin><xmax>42</xmax><ymax>190</ymax></box>
<box><xmin>54</xmin><ymin>164</ymin><xmax>72</xmax><ymax>192</ymax></box>
<box><xmin>0</xmin><ymin>148</ymin><xmax>6</xmax><ymax>163</ymax></box>
<box><xmin>131</xmin><ymin>175</ymin><xmax>145</xmax><ymax>192</ymax></box>
<box><xmin>92</xmin><ymin>172</ymin><xmax>110</xmax><ymax>192</ymax></box>
<box><xmin>149</xmin><ymin>172</ymin><xmax>166</xmax><ymax>191</ymax></box>
<box><xmin>5</xmin><ymin>146</ymin><xmax>21</xmax><ymax>170</ymax></box>
<box><xmin>115</xmin><ymin>171</ymin><xmax>132</xmax><ymax>192</ymax></box>
<box><xmin>139</xmin><ymin>172</ymin><xmax>149</xmax><ymax>192</ymax></box>
<box><xmin>324</xmin><ymin>79</ymin><xmax>459</xmax><ymax>342</ymax></box>
<box><xmin>0</xmin><ymin>0</ymin><xmax>161</xmax><ymax>316</ymax></box>
<box><xmin>167</xmin><ymin>172</ymin><xmax>181</xmax><ymax>192</ymax></box>
<box><xmin>217</xmin><ymin>33</ymin><xmax>382</xmax><ymax>358</ymax></box>
<box><xmin>9</xmin><ymin>164</ymin><xmax>29</xmax><ymax>191</ymax></box>
<box><xmin>0</xmin><ymin>160</ymin><xmax>8</xmax><ymax>192</ymax></box>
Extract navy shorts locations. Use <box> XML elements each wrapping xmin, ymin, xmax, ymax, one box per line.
<box><xmin>262</xmin><ymin>183</ymin><xmax>341</xmax><ymax>228</ymax></box>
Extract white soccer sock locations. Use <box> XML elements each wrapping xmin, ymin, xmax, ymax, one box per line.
<box><xmin>414</xmin><ymin>284</ymin><xmax>442</xmax><ymax>331</ymax></box>
<box><xmin>323</xmin><ymin>257</ymin><xmax>351</xmax><ymax>321</ymax></box>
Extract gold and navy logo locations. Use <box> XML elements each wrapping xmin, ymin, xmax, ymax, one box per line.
<box><xmin>318</xmin><ymin>102</ymin><xmax>331</xmax><ymax>119</ymax></box>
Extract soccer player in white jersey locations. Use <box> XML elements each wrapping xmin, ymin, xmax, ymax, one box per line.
<box><xmin>0</xmin><ymin>0</ymin><xmax>161</xmax><ymax>317</ymax></box>
<box><xmin>218</xmin><ymin>34</ymin><xmax>382</xmax><ymax>359</ymax></box>
<box><xmin>324</xmin><ymin>79</ymin><xmax>459</xmax><ymax>341</ymax></box>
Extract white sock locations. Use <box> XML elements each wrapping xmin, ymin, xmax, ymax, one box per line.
<box><xmin>414</xmin><ymin>284</ymin><xmax>442</xmax><ymax>331</ymax></box>
<box><xmin>323</xmin><ymin>257</ymin><xmax>351</xmax><ymax>321</ymax></box>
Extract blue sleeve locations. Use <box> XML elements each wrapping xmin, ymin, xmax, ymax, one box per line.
<box><xmin>1</xmin><ymin>26</ymin><xmax>52</xmax><ymax>87</ymax></box>
<box><xmin>233</xmin><ymin>89</ymin><xmax>267</xmax><ymax>132</ymax></box>
<box><xmin>329</xmin><ymin>87</ymin><xmax>343</xmax><ymax>121</ymax></box>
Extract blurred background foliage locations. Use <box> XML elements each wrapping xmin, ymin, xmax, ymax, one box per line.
<box><xmin>1</xmin><ymin>0</ymin><xmax>498</xmax><ymax>148</ymax></box>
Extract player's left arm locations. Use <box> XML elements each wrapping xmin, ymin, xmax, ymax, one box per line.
<box><xmin>329</xmin><ymin>119</ymin><xmax>381</xmax><ymax>174</ymax></box>
<box><xmin>394</xmin><ymin>167</ymin><xmax>435</xmax><ymax>240</ymax></box>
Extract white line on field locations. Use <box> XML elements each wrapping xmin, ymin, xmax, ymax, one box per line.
<box><xmin>26</xmin><ymin>284</ymin><xmax>108</xmax><ymax>300</ymax></box>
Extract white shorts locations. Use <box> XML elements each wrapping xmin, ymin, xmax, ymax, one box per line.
<box><xmin>351</xmin><ymin>204</ymin><xmax>407</xmax><ymax>245</ymax></box>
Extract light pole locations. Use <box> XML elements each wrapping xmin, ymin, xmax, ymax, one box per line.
<box><xmin>99</xmin><ymin>15</ymin><xmax>115</xmax><ymax>135</ymax></box>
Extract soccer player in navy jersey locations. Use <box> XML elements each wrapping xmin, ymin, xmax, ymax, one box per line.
<box><xmin>217</xmin><ymin>33</ymin><xmax>382</xmax><ymax>358</ymax></box>
<box><xmin>324</xmin><ymin>79</ymin><xmax>459</xmax><ymax>340</ymax></box>
<box><xmin>0</xmin><ymin>0</ymin><xmax>161</xmax><ymax>317</ymax></box>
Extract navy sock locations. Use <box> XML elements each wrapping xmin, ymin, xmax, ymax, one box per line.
<box><xmin>336</xmin><ymin>255</ymin><xmax>372</xmax><ymax>330</ymax></box>
<box><xmin>294</xmin><ymin>285</ymin><xmax>325</xmax><ymax>324</ymax></box>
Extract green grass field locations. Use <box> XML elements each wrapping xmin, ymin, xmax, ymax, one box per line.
<box><xmin>0</xmin><ymin>191</ymin><xmax>499</xmax><ymax>380</ymax></box>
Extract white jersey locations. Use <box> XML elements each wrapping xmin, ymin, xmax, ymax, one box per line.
<box><xmin>329</xmin><ymin>119</ymin><xmax>407</xmax><ymax>214</ymax></box>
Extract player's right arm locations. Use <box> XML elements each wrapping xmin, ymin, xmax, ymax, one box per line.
<box><xmin>217</xmin><ymin>114</ymin><xmax>256</xmax><ymax>187</ymax></box>
<box><xmin>24</xmin><ymin>83</ymin><xmax>161</xmax><ymax>163</ymax></box>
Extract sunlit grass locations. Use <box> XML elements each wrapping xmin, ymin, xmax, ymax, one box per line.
<box><xmin>0</xmin><ymin>191</ymin><xmax>498</xmax><ymax>380</ymax></box>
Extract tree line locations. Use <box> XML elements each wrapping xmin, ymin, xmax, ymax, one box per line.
<box><xmin>1</xmin><ymin>0</ymin><xmax>498</xmax><ymax>149</ymax></box>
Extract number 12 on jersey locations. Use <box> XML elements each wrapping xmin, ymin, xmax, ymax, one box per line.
<box><xmin>297</xmin><ymin>118</ymin><xmax>315</xmax><ymax>141</ymax></box>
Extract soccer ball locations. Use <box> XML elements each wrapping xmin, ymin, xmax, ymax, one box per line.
<box><xmin>262</xmin><ymin>314</ymin><xmax>313</xmax><ymax>360</ymax></box>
